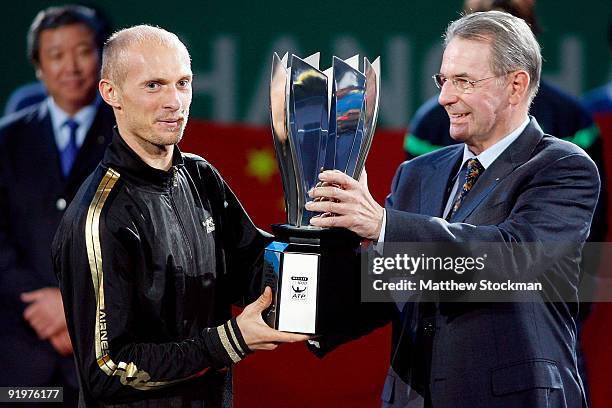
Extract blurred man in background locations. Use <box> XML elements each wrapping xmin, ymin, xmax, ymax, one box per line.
<box><xmin>0</xmin><ymin>5</ymin><xmax>113</xmax><ymax>405</ymax></box>
<box><xmin>2</xmin><ymin>5</ymin><xmax>111</xmax><ymax>116</ymax></box>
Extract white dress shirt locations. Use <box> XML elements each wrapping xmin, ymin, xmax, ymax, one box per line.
<box><xmin>48</xmin><ymin>96</ymin><xmax>100</xmax><ymax>151</ymax></box>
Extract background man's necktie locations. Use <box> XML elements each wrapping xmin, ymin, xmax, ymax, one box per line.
<box><xmin>447</xmin><ymin>158</ymin><xmax>485</xmax><ymax>220</ymax></box>
<box><xmin>61</xmin><ymin>119</ymin><xmax>79</xmax><ymax>177</ymax></box>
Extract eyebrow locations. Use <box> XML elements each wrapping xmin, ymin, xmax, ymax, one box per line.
<box><xmin>140</xmin><ymin>78</ymin><xmax>168</xmax><ymax>86</ymax></box>
<box><xmin>444</xmin><ymin>72</ymin><xmax>470</xmax><ymax>78</ymax></box>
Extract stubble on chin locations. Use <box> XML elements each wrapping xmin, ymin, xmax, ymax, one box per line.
<box><xmin>153</xmin><ymin>128</ymin><xmax>185</xmax><ymax>148</ymax></box>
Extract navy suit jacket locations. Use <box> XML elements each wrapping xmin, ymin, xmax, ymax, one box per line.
<box><xmin>0</xmin><ymin>101</ymin><xmax>114</xmax><ymax>386</ymax></box>
<box><xmin>381</xmin><ymin>118</ymin><xmax>599</xmax><ymax>408</ymax></box>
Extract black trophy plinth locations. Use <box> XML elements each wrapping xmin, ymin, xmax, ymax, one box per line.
<box><xmin>263</xmin><ymin>224</ymin><xmax>362</xmax><ymax>334</ymax></box>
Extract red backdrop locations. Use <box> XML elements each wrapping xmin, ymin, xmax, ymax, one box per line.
<box><xmin>180</xmin><ymin>119</ymin><xmax>612</xmax><ymax>408</ymax></box>
<box><xmin>581</xmin><ymin>113</ymin><xmax>612</xmax><ymax>408</ymax></box>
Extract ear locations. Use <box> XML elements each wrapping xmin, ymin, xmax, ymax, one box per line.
<box><xmin>35</xmin><ymin>66</ymin><xmax>43</xmax><ymax>81</ymax></box>
<box><xmin>508</xmin><ymin>70</ymin><xmax>530</xmax><ymax>105</ymax></box>
<box><xmin>99</xmin><ymin>78</ymin><xmax>121</xmax><ymax>110</ymax></box>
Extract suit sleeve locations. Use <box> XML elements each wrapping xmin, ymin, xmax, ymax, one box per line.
<box><xmin>555</xmin><ymin>101</ymin><xmax>608</xmax><ymax>243</ymax></box>
<box><xmin>53</xmin><ymin>205</ymin><xmax>250</xmax><ymax>403</ymax></box>
<box><xmin>384</xmin><ymin>152</ymin><xmax>600</xmax><ymax>283</ymax></box>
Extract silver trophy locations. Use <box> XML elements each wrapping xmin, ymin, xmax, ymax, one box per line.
<box><xmin>264</xmin><ymin>53</ymin><xmax>380</xmax><ymax>334</ymax></box>
<box><xmin>270</xmin><ymin>52</ymin><xmax>380</xmax><ymax>226</ymax></box>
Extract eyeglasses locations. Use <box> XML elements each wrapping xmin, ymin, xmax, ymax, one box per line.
<box><xmin>432</xmin><ymin>73</ymin><xmax>505</xmax><ymax>93</ymax></box>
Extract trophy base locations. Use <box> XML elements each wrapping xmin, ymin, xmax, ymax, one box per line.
<box><xmin>263</xmin><ymin>224</ymin><xmax>362</xmax><ymax>334</ymax></box>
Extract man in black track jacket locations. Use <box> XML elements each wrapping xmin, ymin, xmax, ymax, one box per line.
<box><xmin>52</xmin><ymin>25</ymin><xmax>308</xmax><ymax>407</ymax></box>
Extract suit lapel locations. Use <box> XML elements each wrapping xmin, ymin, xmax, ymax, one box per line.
<box><xmin>420</xmin><ymin>146</ymin><xmax>464</xmax><ymax>217</ymax></box>
<box><xmin>32</xmin><ymin>103</ymin><xmax>65</xmax><ymax>186</ymax></box>
<box><xmin>449</xmin><ymin>118</ymin><xmax>544</xmax><ymax>222</ymax></box>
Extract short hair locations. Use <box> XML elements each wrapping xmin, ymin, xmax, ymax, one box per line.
<box><xmin>444</xmin><ymin>10</ymin><xmax>542</xmax><ymax>104</ymax></box>
<box><xmin>27</xmin><ymin>4</ymin><xmax>110</xmax><ymax>65</ymax></box>
<box><xmin>101</xmin><ymin>25</ymin><xmax>191</xmax><ymax>86</ymax></box>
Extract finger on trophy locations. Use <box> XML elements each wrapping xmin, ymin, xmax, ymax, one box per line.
<box><xmin>312</xmin><ymin>180</ymin><xmax>325</xmax><ymax>202</ymax></box>
<box><xmin>321</xmin><ymin>180</ymin><xmax>338</xmax><ymax>189</ymax></box>
<box><xmin>314</xmin><ymin>182</ymin><xmax>331</xmax><ymax>202</ymax></box>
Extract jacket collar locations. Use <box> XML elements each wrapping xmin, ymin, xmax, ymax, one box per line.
<box><xmin>419</xmin><ymin>145</ymin><xmax>464</xmax><ymax>217</ymax></box>
<box><xmin>102</xmin><ymin>127</ymin><xmax>184</xmax><ymax>187</ymax></box>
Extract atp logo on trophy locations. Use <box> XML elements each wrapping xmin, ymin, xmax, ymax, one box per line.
<box><xmin>291</xmin><ymin>276</ymin><xmax>309</xmax><ymax>301</ymax></box>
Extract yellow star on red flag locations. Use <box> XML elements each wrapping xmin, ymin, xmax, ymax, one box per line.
<box><xmin>246</xmin><ymin>148</ymin><xmax>277</xmax><ymax>183</ymax></box>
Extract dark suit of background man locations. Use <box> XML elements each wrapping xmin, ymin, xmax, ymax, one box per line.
<box><xmin>307</xmin><ymin>11</ymin><xmax>600</xmax><ymax>408</ymax></box>
<box><xmin>0</xmin><ymin>6</ymin><xmax>114</xmax><ymax>406</ymax></box>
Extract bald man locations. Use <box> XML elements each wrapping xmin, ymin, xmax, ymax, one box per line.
<box><xmin>52</xmin><ymin>25</ymin><xmax>308</xmax><ymax>407</ymax></box>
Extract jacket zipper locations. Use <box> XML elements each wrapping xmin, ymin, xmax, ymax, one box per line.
<box><xmin>169</xmin><ymin>166</ymin><xmax>195</xmax><ymax>265</ymax></box>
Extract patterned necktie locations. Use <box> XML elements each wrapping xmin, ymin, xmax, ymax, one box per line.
<box><xmin>447</xmin><ymin>158</ymin><xmax>485</xmax><ymax>220</ymax></box>
<box><xmin>61</xmin><ymin>119</ymin><xmax>79</xmax><ymax>177</ymax></box>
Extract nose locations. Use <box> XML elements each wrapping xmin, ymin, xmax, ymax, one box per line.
<box><xmin>163</xmin><ymin>87</ymin><xmax>182</xmax><ymax>111</ymax></box>
<box><xmin>438</xmin><ymin>80</ymin><xmax>459</xmax><ymax>107</ymax></box>
<box><xmin>65</xmin><ymin>52</ymin><xmax>80</xmax><ymax>73</ymax></box>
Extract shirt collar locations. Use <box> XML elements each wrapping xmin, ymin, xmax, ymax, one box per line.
<box><xmin>461</xmin><ymin>116</ymin><xmax>530</xmax><ymax>170</ymax></box>
<box><xmin>47</xmin><ymin>95</ymin><xmax>100</xmax><ymax>149</ymax></box>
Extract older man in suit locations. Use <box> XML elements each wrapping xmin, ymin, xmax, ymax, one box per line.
<box><xmin>0</xmin><ymin>5</ymin><xmax>113</xmax><ymax>405</ymax></box>
<box><xmin>307</xmin><ymin>11</ymin><xmax>599</xmax><ymax>408</ymax></box>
